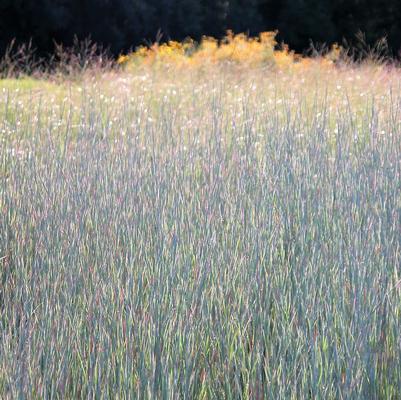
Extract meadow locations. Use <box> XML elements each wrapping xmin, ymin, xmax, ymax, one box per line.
<box><xmin>1</xmin><ymin>34</ymin><xmax>401</xmax><ymax>398</ymax></box>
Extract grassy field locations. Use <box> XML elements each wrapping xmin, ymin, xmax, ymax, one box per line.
<box><xmin>1</xmin><ymin>43</ymin><xmax>401</xmax><ymax>398</ymax></box>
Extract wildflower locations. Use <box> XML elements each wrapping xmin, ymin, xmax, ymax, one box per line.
<box><xmin>117</xmin><ymin>55</ymin><xmax>130</xmax><ymax>65</ymax></box>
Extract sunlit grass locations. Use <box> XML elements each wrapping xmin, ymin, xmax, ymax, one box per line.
<box><xmin>1</xmin><ymin>51</ymin><xmax>401</xmax><ymax>398</ymax></box>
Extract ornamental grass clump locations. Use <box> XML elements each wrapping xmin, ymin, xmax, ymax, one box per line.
<box><xmin>0</xmin><ymin>50</ymin><xmax>401</xmax><ymax>399</ymax></box>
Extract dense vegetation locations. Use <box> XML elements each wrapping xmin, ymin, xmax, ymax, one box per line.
<box><xmin>1</xmin><ymin>48</ymin><xmax>401</xmax><ymax>397</ymax></box>
<box><xmin>1</xmin><ymin>0</ymin><xmax>401</xmax><ymax>57</ymax></box>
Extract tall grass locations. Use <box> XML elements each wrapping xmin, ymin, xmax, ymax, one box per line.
<box><xmin>1</xmin><ymin>56</ymin><xmax>401</xmax><ymax>398</ymax></box>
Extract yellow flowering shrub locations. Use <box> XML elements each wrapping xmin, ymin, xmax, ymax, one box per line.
<box><xmin>118</xmin><ymin>31</ymin><xmax>342</xmax><ymax>71</ymax></box>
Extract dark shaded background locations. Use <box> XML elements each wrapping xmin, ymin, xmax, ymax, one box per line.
<box><xmin>1</xmin><ymin>0</ymin><xmax>400</xmax><ymax>58</ymax></box>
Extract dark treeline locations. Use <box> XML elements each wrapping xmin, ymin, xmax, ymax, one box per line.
<box><xmin>1</xmin><ymin>0</ymin><xmax>401</xmax><ymax>58</ymax></box>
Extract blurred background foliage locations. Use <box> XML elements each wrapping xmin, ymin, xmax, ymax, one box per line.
<box><xmin>1</xmin><ymin>0</ymin><xmax>400</xmax><ymax>58</ymax></box>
